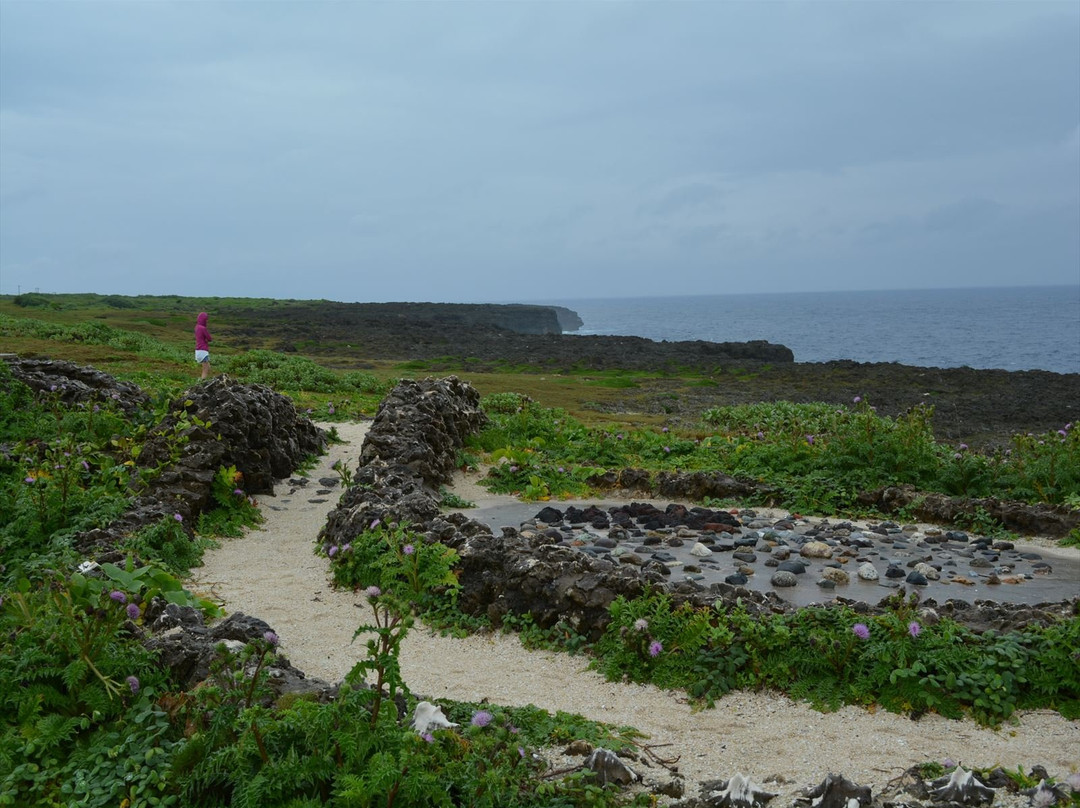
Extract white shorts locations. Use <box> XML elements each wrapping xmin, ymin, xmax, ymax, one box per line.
<box><xmin>195</xmin><ymin>350</ymin><xmax>210</xmax><ymax>364</ymax></box>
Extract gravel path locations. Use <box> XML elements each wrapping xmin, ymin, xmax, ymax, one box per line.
<box><xmin>187</xmin><ymin>422</ymin><xmax>1080</xmax><ymax>802</ymax></box>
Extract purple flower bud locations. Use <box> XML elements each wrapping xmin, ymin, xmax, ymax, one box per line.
<box><xmin>756</xmin><ymin>432</ymin><xmax>764</xmax><ymax>440</ymax></box>
<box><xmin>82</xmin><ymin>460</ymin><xmax>90</xmax><ymax>471</ymax></box>
<box><xmin>263</xmin><ymin>631</ymin><xmax>279</xmax><ymax>646</ymax></box>
<box><xmin>852</xmin><ymin>623</ymin><xmax>870</xmax><ymax>639</ymax></box>
<box><xmin>365</xmin><ymin>585</ymin><xmax>381</xmax><ymax>599</ymax></box>
<box><xmin>126</xmin><ymin>676</ymin><xmax>140</xmax><ymax>694</ymax></box>
<box><xmin>127</xmin><ymin>603</ymin><xmax>141</xmax><ymax>620</ymax></box>
<box><xmin>853</xmin><ymin>396</ymin><xmax>862</xmax><ymax>404</ymax></box>
<box><xmin>663</xmin><ymin>446</ymin><xmax>671</xmax><ymax>453</ymax></box>
<box><xmin>662</xmin><ymin>427</ymin><xmax>669</xmax><ymax>433</ymax></box>
<box><xmin>24</xmin><ymin>477</ymin><xmax>34</xmax><ymax>484</ymax></box>
<box><xmin>422</xmin><ymin>732</ymin><xmax>434</xmax><ymax>743</ymax></box>
<box><xmin>471</xmin><ymin>710</ymin><xmax>493</xmax><ymax>727</ymax></box>
<box><xmin>174</xmin><ymin>513</ymin><xmax>183</xmax><ymax>523</ymax></box>
<box><xmin>110</xmin><ymin>590</ymin><xmax>126</xmax><ymax>603</ymax></box>
<box><xmin>908</xmin><ymin>621</ymin><xmax>921</xmax><ymax>638</ymax></box>
<box><xmin>234</xmin><ymin>488</ymin><xmax>244</xmax><ymax>497</ymax></box>
<box><xmin>648</xmin><ymin>640</ymin><xmax>663</xmax><ymax>657</ymax></box>
<box><xmin>403</xmin><ymin>544</ymin><xmax>415</xmax><ymax>555</ymax></box>
<box><xmin>370</xmin><ymin>518</ymin><xmax>381</xmax><ymax>530</ymax></box>
<box><xmin>328</xmin><ymin>545</ymin><xmax>338</xmax><ymax>557</ymax></box>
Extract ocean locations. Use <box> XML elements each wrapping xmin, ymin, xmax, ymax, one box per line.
<box><xmin>540</xmin><ymin>286</ymin><xmax>1080</xmax><ymax>375</ymax></box>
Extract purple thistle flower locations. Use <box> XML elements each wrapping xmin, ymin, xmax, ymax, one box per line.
<box><xmin>233</xmin><ymin>488</ymin><xmax>244</xmax><ymax>497</ymax></box>
<box><xmin>853</xmin><ymin>396</ymin><xmax>862</xmax><ymax>404</ymax></box>
<box><xmin>403</xmin><ymin>544</ymin><xmax>415</xmax><ymax>555</ymax></box>
<box><xmin>943</xmin><ymin>758</ymin><xmax>956</xmax><ymax>770</ymax></box>
<box><xmin>82</xmin><ymin>460</ymin><xmax>90</xmax><ymax>471</ymax></box>
<box><xmin>471</xmin><ymin>710</ymin><xmax>493</xmax><ymax>727</ymax></box>
<box><xmin>127</xmin><ymin>603</ymin><xmax>141</xmax><ymax>620</ymax></box>
<box><xmin>342</xmin><ymin>543</ymin><xmax>351</xmax><ymax>553</ymax></box>
<box><xmin>958</xmin><ymin>443</ymin><xmax>968</xmax><ymax>451</ymax></box>
<box><xmin>662</xmin><ymin>427</ymin><xmax>669</xmax><ymax>433</ymax></box>
<box><xmin>648</xmin><ymin>640</ymin><xmax>663</xmax><ymax>657</ymax></box>
<box><xmin>370</xmin><ymin>518</ymin><xmax>381</xmax><ymax>530</ymax></box>
<box><xmin>908</xmin><ymin>621</ymin><xmax>921</xmax><ymax>638</ymax></box>
<box><xmin>806</xmin><ymin>434</ymin><xmax>815</xmax><ymax>445</ymax></box>
<box><xmin>364</xmin><ymin>585</ymin><xmax>381</xmax><ymax>599</ymax></box>
<box><xmin>327</xmin><ymin>403</ymin><xmax>335</xmax><ymax>414</ymax></box>
<box><xmin>126</xmin><ymin>676</ymin><xmax>140</xmax><ymax>694</ymax></box>
<box><xmin>519</xmin><ymin>746</ymin><xmax>526</xmax><ymax>758</ymax></box>
<box><xmin>422</xmin><ymin>732</ymin><xmax>434</xmax><ymax>743</ymax></box>
<box><xmin>93</xmin><ymin>404</ymin><xmax>100</xmax><ymax>413</ymax></box>
<box><xmin>24</xmin><ymin>476</ymin><xmax>34</xmax><ymax>484</ymax></box>
<box><xmin>633</xmin><ymin>618</ymin><xmax>649</xmax><ymax>632</ymax></box>
<box><xmin>263</xmin><ymin>631</ymin><xmax>279</xmax><ymax>646</ymax></box>
<box><xmin>852</xmin><ymin>623</ymin><xmax>870</xmax><ymax>640</ymax></box>
<box><xmin>174</xmin><ymin>513</ymin><xmax>183</xmax><ymax>523</ymax></box>
<box><xmin>110</xmin><ymin>590</ymin><xmax>126</xmax><ymax>603</ymax></box>
<box><xmin>756</xmin><ymin>431</ymin><xmax>764</xmax><ymax>440</ymax></box>
<box><xmin>663</xmin><ymin>446</ymin><xmax>671</xmax><ymax>453</ymax></box>
<box><xmin>509</xmin><ymin>465</ymin><xmax>518</xmax><ymax>473</ymax></box>
<box><xmin>1058</xmin><ymin>429</ymin><xmax>1068</xmax><ymax>437</ymax></box>
<box><xmin>328</xmin><ymin>545</ymin><xmax>338</xmax><ymax>557</ymax></box>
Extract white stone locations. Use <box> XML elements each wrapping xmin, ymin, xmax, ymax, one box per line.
<box><xmin>412</xmin><ymin>701</ymin><xmax>459</xmax><ymax>734</ymax></box>
<box><xmin>857</xmin><ymin>562</ymin><xmax>879</xmax><ymax>581</ymax></box>
<box><xmin>690</xmin><ymin>542</ymin><xmax>713</xmax><ymax>557</ymax></box>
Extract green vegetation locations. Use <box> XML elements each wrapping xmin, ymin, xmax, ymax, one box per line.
<box><xmin>0</xmin><ymin>353</ymin><xmax>649</xmax><ymax>807</ymax></box>
<box><xmin>2</xmin><ymin>294</ymin><xmax>1079</xmax><ymax>806</ymax></box>
<box><xmin>470</xmin><ymin>396</ymin><xmax>1079</xmax><ymax>513</ymax></box>
<box><xmin>590</xmin><ymin>592</ymin><xmax>1080</xmax><ymax>725</ymax></box>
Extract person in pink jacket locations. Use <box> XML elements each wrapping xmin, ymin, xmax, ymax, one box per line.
<box><xmin>194</xmin><ymin>312</ymin><xmax>212</xmax><ymax>379</ymax></box>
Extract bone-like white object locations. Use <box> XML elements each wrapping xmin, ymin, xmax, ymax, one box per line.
<box><xmin>411</xmin><ymin>700</ymin><xmax>459</xmax><ymax>734</ymax></box>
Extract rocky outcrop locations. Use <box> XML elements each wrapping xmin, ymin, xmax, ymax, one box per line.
<box><xmin>358</xmin><ymin>375</ymin><xmax>486</xmax><ymax>489</ymax></box>
<box><xmin>321</xmin><ymin>376</ymin><xmax>1077</xmax><ymax>641</ymax></box>
<box><xmin>75</xmin><ymin>374</ymin><xmax>325</xmax><ymax>554</ymax></box>
<box><xmin>219</xmin><ymin>300</ymin><xmax>795</xmax><ymax>370</ymax></box>
<box><xmin>859</xmin><ymin>485</ymin><xmax>1080</xmax><ymax>538</ymax></box>
<box><xmin>3</xmin><ymin>357</ymin><xmax>150</xmax><ymax>414</ymax></box>
<box><xmin>550</xmin><ymin>305</ymin><xmax>585</xmax><ymax>332</ymax></box>
<box><xmin>143</xmin><ymin>607</ymin><xmax>334</xmax><ymax>699</ymax></box>
<box><xmin>320</xmin><ymin>376</ymin><xmax>485</xmax><ymax>547</ymax></box>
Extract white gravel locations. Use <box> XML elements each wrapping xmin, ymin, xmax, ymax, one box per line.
<box><xmin>187</xmin><ymin>421</ymin><xmax>1080</xmax><ymax>802</ymax></box>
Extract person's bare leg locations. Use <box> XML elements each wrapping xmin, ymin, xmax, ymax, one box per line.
<box><xmin>201</xmin><ymin>362</ymin><xmax>210</xmax><ymax>380</ymax></box>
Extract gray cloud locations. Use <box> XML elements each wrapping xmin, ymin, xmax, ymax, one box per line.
<box><xmin>1</xmin><ymin>1</ymin><xmax>1077</xmax><ymax>301</ymax></box>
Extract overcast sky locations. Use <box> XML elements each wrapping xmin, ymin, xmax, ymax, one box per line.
<box><xmin>1</xmin><ymin>1</ymin><xmax>1077</xmax><ymax>303</ymax></box>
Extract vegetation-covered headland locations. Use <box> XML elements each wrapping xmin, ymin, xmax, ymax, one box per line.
<box><xmin>1</xmin><ymin>293</ymin><xmax>1079</xmax><ymax>806</ymax></box>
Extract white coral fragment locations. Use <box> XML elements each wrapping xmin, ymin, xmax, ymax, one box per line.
<box><xmin>411</xmin><ymin>700</ymin><xmax>458</xmax><ymax>734</ymax></box>
<box><xmin>707</xmin><ymin>773</ymin><xmax>778</xmax><ymax>808</ymax></box>
<box><xmin>929</xmin><ymin>768</ymin><xmax>995</xmax><ymax>805</ymax></box>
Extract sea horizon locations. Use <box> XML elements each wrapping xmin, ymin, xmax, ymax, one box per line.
<box><xmin>536</xmin><ymin>284</ymin><xmax>1080</xmax><ymax>375</ymax></box>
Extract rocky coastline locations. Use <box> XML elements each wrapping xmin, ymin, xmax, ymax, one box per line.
<box><xmin>209</xmin><ymin>300</ymin><xmax>1080</xmax><ymax>448</ymax></box>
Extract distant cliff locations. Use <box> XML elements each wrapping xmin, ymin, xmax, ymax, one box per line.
<box><xmin>549</xmin><ymin>306</ymin><xmax>584</xmax><ymax>332</ymax></box>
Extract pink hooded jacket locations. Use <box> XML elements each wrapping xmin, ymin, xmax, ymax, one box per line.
<box><xmin>195</xmin><ymin>312</ymin><xmax>212</xmax><ymax>352</ymax></box>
